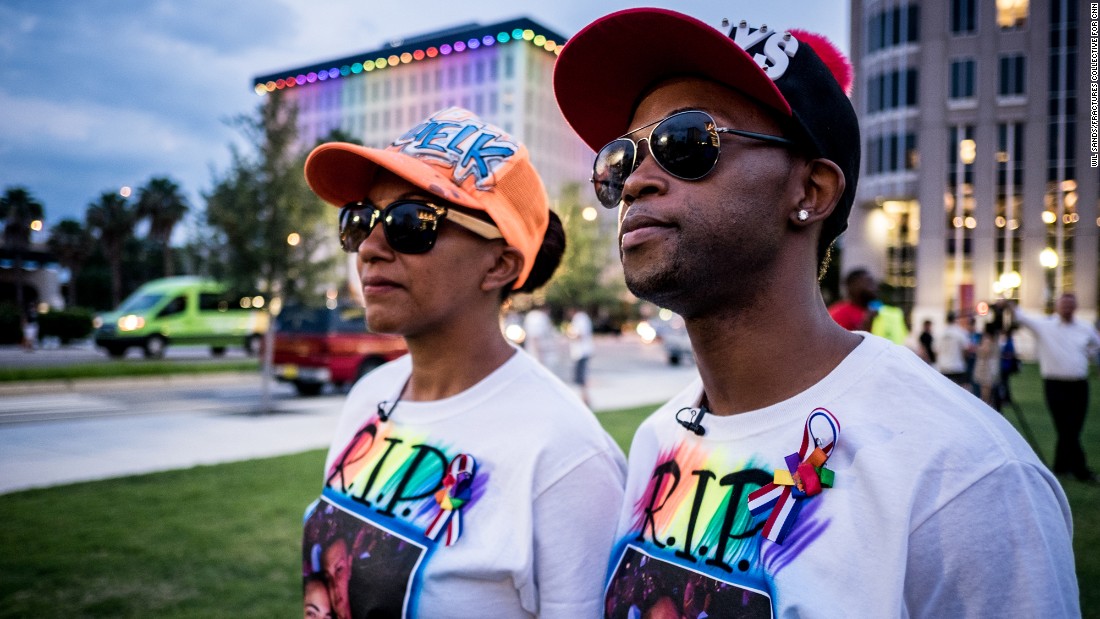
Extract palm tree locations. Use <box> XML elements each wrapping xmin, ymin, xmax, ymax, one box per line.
<box><xmin>47</xmin><ymin>219</ymin><xmax>94</xmax><ymax>307</ymax></box>
<box><xmin>86</xmin><ymin>191</ymin><xmax>137</xmax><ymax>308</ymax></box>
<box><xmin>136</xmin><ymin>177</ymin><xmax>189</xmax><ymax>277</ymax></box>
<box><xmin>0</xmin><ymin>186</ymin><xmax>45</xmax><ymax>313</ymax></box>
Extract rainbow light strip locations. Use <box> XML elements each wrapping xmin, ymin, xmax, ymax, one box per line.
<box><xmin>252</xmin><ymin>19</ymin><xmax>564</xmax><ymax>96</ymax></box>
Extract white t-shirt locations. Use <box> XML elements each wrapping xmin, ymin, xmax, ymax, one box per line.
<box><xmin>1014</xmin><ymin>310</ymin><xmax>1100</xmax><ymax>380</ymax></box>
<box><xmin>605</xmin><ymin>335</ymin><xmax>1077</xmax><ymax>618</ymax></box>
<box><xmin>935</xmin><ymin>323</ymin><xmax>970</xmax><ymax>374</ymax></box>
<box><xmin>306</xmin><ymin>348</ymin><xmax>626</xmax><ymax>618</ymax></box>
<box><xmin>569</xmin><ymin>311</ymin><xmax>594</xmax><ymax>360</ymax></box>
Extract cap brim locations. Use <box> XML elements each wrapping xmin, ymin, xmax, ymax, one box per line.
<box><xmin>554</xmin><ymin>8</ymin><xmax>792</xmax><ymax>152</ymax></box>
<box><xmin>304</xmin><ymin>142</ymin><xmax>483</xmax><ymax>212</ymax></box>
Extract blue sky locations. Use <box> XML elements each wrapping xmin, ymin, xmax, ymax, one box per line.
<box><xmin>0</xmin><ymin>0</ymin><xmax>849</xmax><ymax>237</ymax></box>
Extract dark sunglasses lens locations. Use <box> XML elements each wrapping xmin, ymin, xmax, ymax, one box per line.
<box><xmin>651</xmin><ymin>112</ymin><xmax>720</xmax><ymax>180</ymax></box>
<box><xmin>382</xmin><ymin>202</ymin><xmax>438</xmax><ymax>254</ymax></box>
<box><xmin>339</xmin><ymin>206</ymin><xmax>373</xmax><ymax>253</ymax></box>
<box><xmin>593</xmin><ymin>139</ymin><xmax>635</xmax><ymax>208</ymax></box>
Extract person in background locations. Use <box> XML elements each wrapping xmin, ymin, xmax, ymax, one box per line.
<box><xmin>829</xmin><ymin>268</ymin><xmax>908</xmax><ymax>344</ymax></box>
<box><xmin>973</xmin><ymin>322</ymin><xmax>1002</xmax><ymax>409</ymax></box>
<box><xmin>21</xmin><ymin>307</ymin><xmax>38</xmax><ymax>352</ymax></box>
<box><xmin>301</xmin><ymin>106</ymin><xmax>626</xmax><ymax>617</ymax></box>
<box><xmin>554</xmin><ymin>8</ymin><xmax>1076</xmax><ymax>615</ymax></box>
<box><xmin>936</xmin><ymin>311</ymin><xmax>973</xmax><ymax>387</ymax></box>
<box><xmin>918</xmin><ymin>319</ymin><xmax>936</xmax><ymax>364</ymax></box>
<box><xmin>1008</xmin><ymin>294</ymin><xmax>1100</xmax><ymax>483</ymax></box>
<box><xmin>522</xmin><ymin>301</ymin><xmax>557</xmax><ymax>369</ymax></box>
<box><xmin>998</xmin><ymin>324</ymin><xmax>1021</xmax><ymax>405</ymax></box>
<box><xmin>828</xmin><ymin>268</ymin><xmax>876</xmax><ymax>331</ymax></box>
<box><xmin>566</xmin><ymin>306</ymin><xmax>594</xmax><ymax>406</ymax></box>
<box><xmin>964</xmin><ymin>314</ymin><xmax>982</xmax><ymax>396</ymax></box>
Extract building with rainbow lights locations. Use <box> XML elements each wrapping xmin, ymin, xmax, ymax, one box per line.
<box><xmin>251</xmin><ymin>18</ymin><xmax>593</xmax><ymax>206</ymax></box>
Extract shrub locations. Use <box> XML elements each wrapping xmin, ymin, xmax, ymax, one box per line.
<box><xmin>37</xmin><ymin>307</ymin><xmax>95</xmax><ymax>343</ymax></box>
<box><xmin>0</xmin><ymin>303</ymin><xmax>21</xmax><ymax>344</ymax></box>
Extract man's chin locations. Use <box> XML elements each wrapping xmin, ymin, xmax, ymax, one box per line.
<box><xmin>625</xmin><ymin>270</ymin><xmax>685</xmax><ymax>313</ymax></box>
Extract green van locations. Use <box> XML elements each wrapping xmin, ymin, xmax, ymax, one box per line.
<box><xmin>93</xmin><ymin>276</ymin><xmax>269</xmax><ymax>358</ymax></box>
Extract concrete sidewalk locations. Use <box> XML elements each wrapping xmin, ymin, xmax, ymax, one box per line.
<box><xmin>0</xmin><ymin>339</ymin><xmax>697</xmax><ymax>495</ymax></box>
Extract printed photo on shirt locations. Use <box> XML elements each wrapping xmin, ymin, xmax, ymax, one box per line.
<box><xmin>604</xmin><ymin>546</ymin><xmax>772</xmax><ymax>619</ymax></box>
<box><xmin>303</xmin><ymin>497</ymin><xmax>428</xmax><ymax>619</ymax></box>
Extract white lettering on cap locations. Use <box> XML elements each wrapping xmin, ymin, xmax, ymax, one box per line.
<box><xmin>730</xmin><ymin>21</ymin><xmax>799</xmax><ymax>81</ymax></box>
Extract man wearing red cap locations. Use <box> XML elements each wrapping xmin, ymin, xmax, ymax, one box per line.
<box><xmin>555</xmin><ymin>9</ymin><xmax>1077</xmax><ymax>617</ymax></box>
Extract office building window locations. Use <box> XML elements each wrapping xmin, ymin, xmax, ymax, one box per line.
<box><xmin>995</xmin><ymin>122</ymin><xmax>1024</xmax><ymax>289</ymax></box>
<box><xmin>867</xmin><ymin>68</ymin><xmax>919</xmax><ymax>113</ymax></box>
<box><xmin>951</xmin><ymin>0</ymin><xmax>978</xmax><ymax>33</ymax></box>
<box><xmin>868</xmin><ymin>4</ymin><xmax>920</xmax><ymax>53</ymax></box>
<box><xmin>997</xmin><ymin>0</ymin><xmax>1028</xmax><ymax>29</ymax></box>
<box><xmin>1047</xmin><ymin>0</ymin><xmax>1078</xmax><ymax>183</ymax></box>
<box><xmin>867</xmin><ymin>131</ymin><xmax>918</xmax><ymax>174</ymax></box>
<box><xmin>946</xmin><ymin>125</ymin><xmax>976</xmax><ymax>264</ymax></box>
<box><xmin>950</xmin><ymin>59</ymin><xmax>976</xmax><ymax>99</ymax></box>
<box><xmin>998</xmin><ymin>55</ymin><xmax>1026</xmax><ymax>96</ymax></box>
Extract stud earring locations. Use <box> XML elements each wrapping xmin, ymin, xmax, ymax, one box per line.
<box><xmin>797</xmin><ymin>209</ymin><xmax>810</xmax><ymax>222</ymax></box>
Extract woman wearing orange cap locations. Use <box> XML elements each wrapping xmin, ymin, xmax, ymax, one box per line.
<box><xmin>299</xmin><ymin>107</ymin><xmax>626</xmax><ymax>619</ymax></box>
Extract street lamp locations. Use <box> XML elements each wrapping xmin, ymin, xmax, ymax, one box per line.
<box><xmin>954</xmin><ymin>136</ymin><xmax>976</xmax><ymax>311</ymax></box>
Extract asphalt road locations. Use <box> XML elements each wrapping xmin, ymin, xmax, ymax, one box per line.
<box><xmin>0</xmin><ymin>336</ymin><xmax>697</xmax><ymax>493</ymax></box>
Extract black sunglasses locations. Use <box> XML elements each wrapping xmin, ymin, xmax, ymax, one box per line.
<box><xmin>591</xmin><ymin>110</ymin><xmax>795</xmax><ymax>208</ymax></box>
<box><xmin>339</xmin><ymin>199</ymin><xmax>502</xmax><ymax>254</ymax></box>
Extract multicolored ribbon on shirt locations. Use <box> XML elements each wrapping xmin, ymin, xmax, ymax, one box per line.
<box><xmin>747</xmin><ymin>408</ymin><xmax>841</xmax><ymax>544</ymax></box>
<box><xmin>425</xmin><ymin>453</ymin><xmax>477</xmax><ymax>546</ymax></box>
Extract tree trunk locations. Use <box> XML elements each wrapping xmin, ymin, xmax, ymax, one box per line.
<box><xmin>110</xmin><ymin>259</ymin><xmax>122</xmax><ymax>308</ymax></box>
<box><xmin>66</xmin><ymin>267</ymin><xmax>81</xmax><ymax>307</ymax></box>
<box><xmin>13</xmin><ymin>254</ymin><xmax>25</xmax><ymax>313</ymax></box>
<box><xmin>162</xmin><ymin>243</ymin><xmax>173</xmax><ymax>277</ymax></box>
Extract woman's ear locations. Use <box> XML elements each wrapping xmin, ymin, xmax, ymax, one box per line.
<box><xmin>789</xmin><ymin>158</ymin><xmax>845</xmax><ymax>226</ymax></box>
<box><xmin>482</xmin><ymin>246</ymin><xmax>525</xmax><ymax>292</ymax></box>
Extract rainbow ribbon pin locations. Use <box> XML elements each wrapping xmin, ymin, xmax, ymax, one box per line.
<box><xmin>747</xmin><ymin>408</ymin><xmax>840</xmax><ymax>544</ymax></box>
<box><xmin>425</xmin><ymin>454</ymin><xmax>476</xmax><ymax>546</ymax></box>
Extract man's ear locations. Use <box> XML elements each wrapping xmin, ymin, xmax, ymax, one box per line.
<box><xmin>482</xmin><ymin>246</ymin><xmax>525</xmax><ymax>292</ymax></box>
<box><xmin>789</xmin><ymin>158</ymin><xmax>845</xmax><ymax>225</ymax></box>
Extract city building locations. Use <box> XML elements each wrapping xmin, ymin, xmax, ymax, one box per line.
<box><xmin>846</xmin><ymin>0</ymin><xmax>1097</xmax><ymax>327</ymax></box>
<box><xmin>251</xmin><ymin>17</ymin><xmax>593</xmax><ymax>211</ymax></box>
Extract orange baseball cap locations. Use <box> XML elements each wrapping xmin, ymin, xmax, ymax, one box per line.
<box><xmin>304</xmin><ymin>107</ymin><xmax>550</xmax><ymax>289</ymax></box>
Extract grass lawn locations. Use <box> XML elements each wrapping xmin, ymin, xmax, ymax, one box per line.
<box><xmin>0</xmin><ymin>363</ymin><xmax>1097</xmax><ymax>617</ymax></box>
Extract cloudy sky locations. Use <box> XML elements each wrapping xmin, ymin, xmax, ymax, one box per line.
<box><xmin>0</xmin><ymin>0</ymin><xmax>849</xmax><ymax>235</ymax></box>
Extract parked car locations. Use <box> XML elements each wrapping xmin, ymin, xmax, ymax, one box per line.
<box><xmin>273</xmin><ymin>305</ymin><xmax>407</xmax><ymax>396</ymax></box>
<box><xmin>93</xmin><ymin>276</ymin><xmax>268</xmax><ymax>358</ymax></box>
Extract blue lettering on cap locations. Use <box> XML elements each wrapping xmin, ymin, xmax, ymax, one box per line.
<box><xmin>390</xmin><ymin>107</ymin><xmax>518</xmax><ymax>190</ymax></box>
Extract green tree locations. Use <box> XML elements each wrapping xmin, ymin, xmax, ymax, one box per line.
<box><xmin>136</xmin><ymin>177</ymin><xmax>189</xmax><ymax>277</ymax></box>
<box><xmin>544</xmin><ymin>183</ymin><xmax>626</xmax><ymax>313</ymax></box>
<box><xmin>86</xmin><ymin>191</ymin><xmax>137</xmax><ymax>308</ymax></box>
<box><xmin>203</xmin><ymin>91</ymin><xmax>336</xmax><ymax>305</ymax></box>
<box><xmin>46</xmin><ymin>219</ymin><xmax>94</xmax><ymax>307</ymax></box>
<box><xmin>0</xmin><ymin>186</ymin><xmax>45</xmax><ymax>312</ymax></box>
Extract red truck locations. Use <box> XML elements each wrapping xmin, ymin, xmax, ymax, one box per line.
<box><xmin>273</xmin><ymin>305</ymin><xmax>407</xmax><ymax>396</ymax></box>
